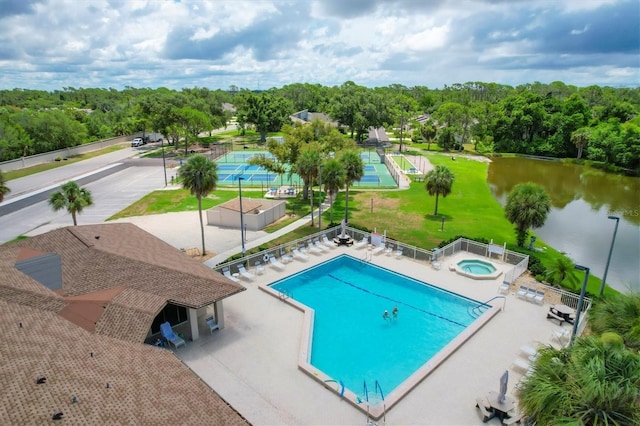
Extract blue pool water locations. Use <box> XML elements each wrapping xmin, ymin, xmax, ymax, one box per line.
<box><xmin>457</xmin><ymin>259</ymin><xmax>497</xmax><ymax>275</ymax></box>
<box><xmin>270</xmin><ymin>255</ymin><xmax>481</xmax><ymax>399</ymax></box>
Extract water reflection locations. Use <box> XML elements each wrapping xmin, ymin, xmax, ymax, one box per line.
<box><xmin>488</xmin><ymin>157</ymin><xmax>639</xmax><ymax>293</ymax></box>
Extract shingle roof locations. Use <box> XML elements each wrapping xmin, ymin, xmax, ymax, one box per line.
<box><xmin>0</xmin><ymin>299</ymin><xmax>248</xmax><ymax>425</ymax></box>
<box><xmin>1</xmin><ymin>223</ymin><xmax>245</xmax><ymax>342</ymax></box>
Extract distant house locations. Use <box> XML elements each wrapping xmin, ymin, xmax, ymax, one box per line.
<box><xmin>207</xmin><ymin>197</ymin><xmax>286</xmax><ymax>231</ymax></box>
<box><xmin>0</xmin><ymin>223</ymin><xmax>248</xmax><ymax>424</ymax></box>
<box><xmin>290</xmin><ymin>109</ymin><xmax>338</xmax><ymax>127</ymax></box>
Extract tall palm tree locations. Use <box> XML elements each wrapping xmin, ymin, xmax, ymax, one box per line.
<box><xmin>504</xmin><ymin>182</ymin><xmax>551</xmax><ymax>247</ymax></box>
<box><xmin>320</xmin><ymin>158</ymin><xmax>346</xmax><ymax>223</ymax></box>
<box><xmin>296</xmin><ymin>149</ymin><xmax>322</xmax><ymax>227</ymax></box>
<box><xmin>48</xmin><ymin>181</ymin><xmax>93</xmax><ymax>226</ymax></box>
<box><xmin>0</xmin><ymin>170</ymin><xmax>10</xmax><ymax>202</ymax></box>
<box><xmin>339</xmin><ymin>150</ymin><xmax>364</xmax><ymax>223</ymax></box>
<box><xmin>424</xmin><ymin>164</ymin><xmax>455</xmax><ymax>216</ymax></box>
<box><xmin>518</xmin><ymin>336</ymin><xmax>640</xmax><ymax>425</ymax></box>
<box><xmin>179</xmin><ymin>154</ymin><xmax>218</xmax><ymax>255</ymax></box>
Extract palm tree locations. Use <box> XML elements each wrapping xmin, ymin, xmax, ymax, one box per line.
<box><xmin>518</xmin><ymin>336</ymin><xmax>640</xmax><ymax>425</ymax></box>
<box><xmin>339</xmin><ymin>150</ymin><xmax>364</xmax><ymax>223</ymax></box>
<box><xmin>48</xmin><ymin>181</ymin><xmax>93</xmax><ymax>226</ymax></box>
<box><xmin>544</xmin><ymin>257</ymin><xmax>579</xmax><ymax>289</ymax></box>
<box><xmin>571</xmin><ymin>127</ymin><xmax>591</xmax><ymax>159</ymax></box>
<box><xmin>320</xmin><ymin>159</ymin><xmax>346</xmax><ymax>223</ymax></box>
<box><xmin>504</xmin><ymin>182</ymin><xmax>551</xmax><ymax>247</ymax></box>
<box><xmin>179</xmin><ymin>154</ymin><xmax>218</xmax><ymax>255</ymax></box>
<box><xmin>424</xmin><ymin>165</ymin><xmax>455</xmax><ymax>216</ymax></box>
<box><xmin>296</xmin><ymin>149</ymin><xmax>322</xmax><ymax>226</ymax></box>
<box><xmin>0</xmin><ymin>170</ymin><xmax>10</xmax><ymax>202</ymax></box>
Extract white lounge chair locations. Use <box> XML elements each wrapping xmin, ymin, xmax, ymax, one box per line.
<box><xmin>254</xmin><ymin>261</ymin><xmax>265</xmax><ymax>275</ymax></box>
<box><xmin>552</xmin><ymin>329</ymin><xmax>570</xmax><ymax>346</ymax></box>
<box><xmin>534</xmin><ymin>290</ymin><xmax>545</xmax><ymax>304</ymax></box>
<box><xmin>394</xmin><ymin>247</ymin><xmax>403</xmax><ymax>259</ymax></box>
<box><xmin>313</xmin><ymin>238</ymin><xmax>328</xmax><ymax>252</ymax></box>
<box><xmin>306</xmin><ymin>240</ymin><xmax>322</xmax><ymax>254</ymax></box>
<box><xmin>512</xmin><ymin>357</ymin><xmax>531</xmax><ymax>373</ymax></box>
<box><xmin>525</xmin><ymin>288</ymin><xmax>537</xmax><ymax>302</ymax></box>
<box><xmin>292</xmin><ymin>247</ymin><xmax>309</xmax><ymax>261</ymax></box>
<box><xmin>371</xmin><ymin>244</ymin><xmax>385</xmax><ymax>255</ymax></box>
<box><xmin>516</xmin><ymin>286</ymin><xmax>528</xmax><ymax>299</ymax></box>
<box><xmin>237</xmin><ymin>264</ymin><xmax>255</xmax><ymax>281</ymax></box>
<box><xmin>354</xmin><ymin>236</ymin><xmax>368</xmax><ymax>249</ymax></box>
<box><xmin>268</xmin><ymin>255</ymin><xmax>286</xmax><ymax>270</ymax></box>
<box><xmin>519</xmin><ymin>345</ymin><xmax>537</xmax><ymax>358</ymax></box>
<box><xmin>222</xmin><ymin>266</ymin><xmax>240</xmax><ymax>283</ymax></box>
<box><xmin>499</xmin><ymin>281</ymin><xmax>510</xmax><ymax>294</ymax></box>
<box><xmin>321</xmin><ymin>234</ymin><xmax>337</xmax><ymax>248</ymax></box>
<box><xmin>385</xmin><ymin>245</ymin><xmax>394</xmax><ymax>256</ymax></box>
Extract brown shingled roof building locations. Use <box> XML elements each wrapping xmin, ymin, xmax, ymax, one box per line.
<box><xmin>0</xmin><ymin>223</ymin><xmax>248</xmax><ymax>424</ymax></box>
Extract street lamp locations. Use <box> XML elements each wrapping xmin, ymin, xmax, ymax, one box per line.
<box><xmin>600</xmin><ymin>215</ymin><xmax>620</xmax><ymax>296</ymax></box>
<box><xmin>318</xmin><ymin>165</ymin><xmax>323</xmax><ymax>231</ymax></box>
<box><xmin>571</xmin><ymin>265</ymin><xmax>590</xmax><ymax>346</ymax></box>
<box><xmin>238</xmin><ymin>177</ymin><xmax>246</xmax><ymax>257</ymax></box>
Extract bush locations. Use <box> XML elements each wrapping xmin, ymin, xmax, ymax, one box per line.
<box><xmin>527</xmin><ymin>254</ymin><xmax>545</xmax><ymax>276</ymax></box>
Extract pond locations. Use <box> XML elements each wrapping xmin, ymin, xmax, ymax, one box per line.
<box><xmin>487</xmin><ymin>157</ymin><xmax>639</xmax><ymax>294</ymax></box>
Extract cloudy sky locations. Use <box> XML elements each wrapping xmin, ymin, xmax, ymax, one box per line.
<box><xmin>0</xmin><ymin>0</ymin><xmax>638</xmax><ymax>91</ymax></box>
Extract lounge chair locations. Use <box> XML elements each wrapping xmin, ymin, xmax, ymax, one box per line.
<box><xmin>499</xmin><ymin>281</ymin><xmax>510</xmax><ymax>294</ymax></box>
<box><xmin>160</xmin><ymin>322</ymin><xmax>186</xmax><ymax>349</ymax></box>
<box><xmin>313</xmin><ymin>238</ymin><xmax>328</xmax><ymax>252</ymax></box>
<box><xmin>292</xmin><ymin>247</ymin><xmax>309</xmax><ymax>261</ymax></box>
<box><xmin>268</xmin><ymin>255</ymin><xmax>286</xmax><ymax>270</ymax></box>
<box><xmin>525</xmin><ymin>288</ymin><xmax>537</xmax><ymax>302</ymax></box>
<box><xmin>394</xmin><ymin>247</ymin><xmax>403</xmax><ymax>259</ymax></box>
<box><xmin>237</xmin><ymin>264</ymin><xmax>256</xmax><ymax>281</ymax></box>
<box><xmin>321</xmin><ymin>234</ymin><xmax>337</xmax><ymax>248</ymax></box>
<box><xmin>516</xmin><ymin>286</ymin><xmax>528</xmax><ymax>299</ymax></box>
<box><xmin>205</xmin><ymin>316</ymin><xmax>219</xmax><ymax>334</ymax></box>
<box><xmin>512</xmin><ymin>357</ymin><xmax>530</xmax><ymax>373</ymax></box>
<box><xmin>431</xmin><ymin>260</ymin><xmax>442</xmax><ymax>270</ymax></box>
<box><xmin>519</xmin><ymin>345</ymin><xmax>537</xmax><ymax>358</ymax></box>
<box><xmin>534</xmin><ymin>290</ymin><xmax>545</xmax><ymax>304</ymax></box>
<box><xmin>552</xmin><ymin>329</ymin><xmax>570</xmax><ymax>346</ymax></box>
<box><xmin>254</xmin><ymin>261</ymin><xmax>265</xmax><ymax>275</ymax></box>
<box><xmin>371</xmin><ymin>244</ymin><xmax>385</xmax><ymax>255</ymax></box>
<box><xmin>306</xmin><ymin>240</ymin><xmax>322</xmax><ymax>254</ymax></box>
<box><xmin>385</xmin><ymin>245</ymin><xmax>394</xmax><ymax>256</ymax></box>
<box><xmin>222</xmin><ymin>266</ymin><xmax>240</xmax><ymax>283</ymax></box>
<box><xmin>280</xmin><ymin>249</ymin><xmax>294</xmax><ymax>263</ymax></box>
<box><xmin>475</xmin><ymin>397</ymin><xmax>494</xmax><ymax>422</ymax></box>
<box><xmin>354</xmin><ymin>236</ymin><xmax>368</xmax><ymax>249</ymax></box>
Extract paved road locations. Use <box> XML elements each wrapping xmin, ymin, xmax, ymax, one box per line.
<box><xmin>0</xmin><ymin>149</ymin><xmax>173</xmax><ymax>244</ymax></box>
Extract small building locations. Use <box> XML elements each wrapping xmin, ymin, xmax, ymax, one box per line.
<box><xmin>206</xmin><ymin>197</ymin><xmax>286</xmax><ymax>231</ymax></box>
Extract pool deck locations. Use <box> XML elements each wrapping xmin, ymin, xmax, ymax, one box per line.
<box><xmin>175</xmin><ymin>245</ymin><xmax>567</xmax><ymax>425</ymax></box>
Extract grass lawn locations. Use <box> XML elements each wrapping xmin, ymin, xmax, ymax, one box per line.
<box><xmin>5</xmin><ymin>144</ymin><xmax>126</xmax><ymax>180</ymax></box>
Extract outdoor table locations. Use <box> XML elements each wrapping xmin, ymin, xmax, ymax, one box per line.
<box><xmin>486</xmin><ymin>391</ymin><xmax>515</xmax><ymax>423</ymax></box>
<box><xmin>333</xmin><ymin>235</ymin><xmax>353</xmax><ymax>246</ymax></box>
<box><xmin>553</xmin><ymin>304</ymin><xmax>575</xmax><ymax>321</ymax></box>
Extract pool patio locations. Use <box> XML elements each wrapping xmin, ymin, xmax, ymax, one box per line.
<box><xmin>174</xmin><ymin>247</ymin><xmax>569</xmax><ymax>425</ymax></box>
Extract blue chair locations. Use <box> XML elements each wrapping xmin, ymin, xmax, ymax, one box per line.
<box><xmin>160</xmin><ymin>322</ymin><xmax>186</xmax><ymax>349</ymax></box>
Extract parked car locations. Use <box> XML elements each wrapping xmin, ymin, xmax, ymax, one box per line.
<box><xmin>131</xmin><ymin>137</ymin><xmax>144</xmax><ymax>147</ymax></box>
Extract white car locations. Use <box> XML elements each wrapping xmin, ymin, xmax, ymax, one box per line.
<box><xmin>131</xmin><ymin>137</ymin><xmax>144</xmax><ymax>147</ymax></box>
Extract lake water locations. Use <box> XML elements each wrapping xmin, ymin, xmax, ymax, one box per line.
<box><xmin>487</xmin><ymin>157</ymin><xmax>639</xmax><ymax>294</ymax></box>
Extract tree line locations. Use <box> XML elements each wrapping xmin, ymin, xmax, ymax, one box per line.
<box><xmin>0</xmin><ymin>81</ymin><xmax>638</xmax><ymax>172</ymax></box>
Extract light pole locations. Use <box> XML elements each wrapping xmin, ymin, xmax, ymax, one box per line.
<box><xmin>600</xmin><ymin>215</ymin><xmax>620</xmax><ymax>296</ymax></box>
<box><xmin>318</xmin><ymin>165</ymin><xmax>323</xmax><ymax>230</ymax></box>
<box><xmin>238</xmin><ymin>177</ymin><xmax>246</xmax><ymax>257</ymax></box>
<box><xmin>571</xmin><ymin>265</ymin><xmax>590</xmax><ymax>346</ymax></box>
<box><xmin>161</xmin><ymin>138</ymin><xmax>167</xmax><ymax>186</ymax></box>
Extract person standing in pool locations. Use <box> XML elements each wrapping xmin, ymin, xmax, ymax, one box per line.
<box><xmin>382</xmin><ymin>310</ymin><xmax>390</xmax><ymax>321</ymax></box>
<box><xmin>392</xmin><ymin>306</ymin><xmax>398</xmax><ymax>320</ymax></box>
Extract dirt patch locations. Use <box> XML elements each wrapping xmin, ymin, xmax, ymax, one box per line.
<box><xmin>182</xmin><ymin>247</ymin><xmax>216</xmax><ymax>263</ymax></box>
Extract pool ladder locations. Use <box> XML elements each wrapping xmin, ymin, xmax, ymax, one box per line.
<box><xmin>363</xmin><ymin>380</ymin><xmax>386</xmax><ymax>425</ymax></box>
<box><xmin>469</xmin><ymin>295</ymin><xmax>506</xmax><ymax>317</ymax></box>
<box><xmin>361</xmin><ymin>251</ymin><xmax>372</xmax><ymax>263</ymax></box>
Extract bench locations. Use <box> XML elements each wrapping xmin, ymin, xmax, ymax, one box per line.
<box><xmin>503</xmin><ymin>412</ymin><xmax>524</xmax><ymax>424</ymax></box>
<box><xmin>475</xmin><ymin>397</ymin><xmax>494</xmax><ymax>422</ymax></box>
<box><xmin>546</xmin><ymin>310</ymin><xmax>565</xmax><ymax>325</ymax></box>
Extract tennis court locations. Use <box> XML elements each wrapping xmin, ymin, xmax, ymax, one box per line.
<box><xmin>214</xmin><ymin>151</ymin><xmax>397</xmax><ymax>188</ymax></box>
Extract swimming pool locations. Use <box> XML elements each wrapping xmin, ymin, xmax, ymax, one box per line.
<box><xmin>454</xmin><ymin>259</ymin><xmax>502</xmax><ymax>280</ymax></box>
<box><xmin>268</xmin><ymin>255</ymin><xmax>498</xmax><ymax>417</ymax></box>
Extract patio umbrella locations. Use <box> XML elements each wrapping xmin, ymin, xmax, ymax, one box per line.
<box><xmin>499</xmin><ymin>370</ymin><xmax>509</xmax><ymax>403</ymax></box>
<box><xmin>340</xmin><ymin>219</ymin><xmax>346</xmax><ymax>238</ymax></box>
